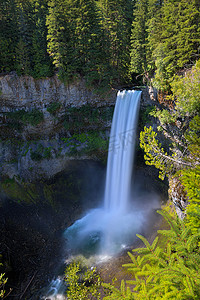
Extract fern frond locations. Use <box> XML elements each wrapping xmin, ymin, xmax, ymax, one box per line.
<box><xmin>136</xmin><ymin>234</ymin><xmax>151</xmax><ymax>249</ymax></box>
<box><xmin>151</xmin><ymin>236</ymin><xmax>159</xmax><ymax>251</ymax></box>
<box><xmin>186</xmin><ymin>232</ymin><xmax>200</xmax><ymax>252</ymax></box>
<box><xmin>157</xmin><ymin>229</ymin><xmax>176</xmax><ymax>238</ymax></box>
<box><xmin>157</xmin><ymin>210</ymin><xmax>182</xmax><ymax>237</ymax></box>
<box><xmin>181</xmin><ymin>227</ymin><xmax>191</xmax><ymax>240</ymax></box>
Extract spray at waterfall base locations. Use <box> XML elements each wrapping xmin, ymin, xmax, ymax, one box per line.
<box><xmin>64</xmin><ymin>90</ymin><xmax>159</xmax><ymax>257</ymax></box>
<box><xmin>42</xmin><ymin>90</ymin><xmax>162</xmax><ymax>299</ymax></box>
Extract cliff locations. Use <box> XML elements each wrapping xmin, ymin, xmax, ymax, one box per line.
<box><xmin>0</xmin><ymin>74</ymin><xmax>160</xmax><ymax>205</ymax></box>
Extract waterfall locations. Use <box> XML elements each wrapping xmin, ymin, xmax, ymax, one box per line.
<box><xmin>64</xmin><ymin>89</ymin><xmax>143</xmax><ymax>256</ymax></box>
<box><xmin>42</xmin><ymin>90</ymin><xmax>144</xmax><ymax>299</ymax></box>
<box><xmin>104</xmin><ymin>90</ymin><xmax>141</xmax><ymax>212</ymax></box>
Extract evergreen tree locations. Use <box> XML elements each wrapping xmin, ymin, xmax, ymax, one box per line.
<box><xmin>46</xmin><ymin>0</ymin><xmax>65</xmax><ymax>73</ymax></box>
<box><xmin>15</xmin><ymin>0</ymin><xmax>35</xmax><ymax>74</ymax></box>
<box><xmin>130</xmin><ymin>0</ymin><xmax>163</xmax><ymax>83</ymax></box>
<box><xmin>71</xmin><ymin>0</ymin><xmax>105</xmax><ymax>84</ymax></box>
<box><xmin>147</xmin><ymin>0</ymin><xmax>163</xmax><ymax>75</ymax></box>
<box><xmin>65</xmin><ymin>261</ymin><xmax>101</xmax><ymax>299</ymax></box>
<box><xmin>153</xmin><ymin>0</ymin><xmax>200</xmax><ymax>90</ymax></box>
<box><xmin>31</xmin><ymin>0</ymin><xmax>53</xmax><ymax>77</ymax></box>
<box><xmin>0</xmin><ymin>0</ymin><xmax>18</xmax><ymax>72</ymax></box>
<box><xmin>97</xmin><ymin>0</ymin><xmax>133</xmax><ymax>84</ymax></box>
<box><xmin>47</xmin><ymin>0</ymin><xmax>105</xmax><ymax>83</ymax></box>
<box><xmin>14</xmin><ymin>0</ymin><xmax>52</xmax><ymax>77</ymax></box>
<box><xmin>130</xmin><ymin>0</ymin><xmax>149</xmax><ymax>78</ymax></box>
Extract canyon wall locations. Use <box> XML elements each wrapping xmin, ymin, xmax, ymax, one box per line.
<box><xmin>0</xmin><ymin>74</ymin><xmax>162</xmax><ymax>204</ymax></box>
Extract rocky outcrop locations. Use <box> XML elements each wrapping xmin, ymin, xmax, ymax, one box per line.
<box><xmin>141</xmin><ymin>85</ymin><xmax>158</xmax><ymax>106</ymax></box>
<box><xmin>0</xmin><ymin>74</ymin><xmax>156</xmax><ymax>111</ymax></box>
<box><xmin>0</xmin><ymin>74</ymin><xmax>158</xmax><ymax>200</ymax></box>
<box><xmin>0</xmin><ymin>74</ymin><xmax>116</xmax><ymax>139</ymax></box>
<box><xmin>169</xmin><ymin>177</ymin><xmax>188</xmax><ymax>219</ymax></box>
<box><xmin>0</xmin><ymin>73</ymin><xmax>116</xmax><ymax>109</ymax></box>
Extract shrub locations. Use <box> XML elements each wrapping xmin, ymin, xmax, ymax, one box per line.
<box><xmin>65</xmin><ymin>261</ymin><xmax>101</xmax><ymax>300</ymax></box>
<box><xmin>47</xmin><ymin>102</ymin><xmax>61</xmax><ymax>115</ymax></box>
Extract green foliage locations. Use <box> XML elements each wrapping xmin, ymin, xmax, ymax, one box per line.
<box><xmin>179</xmin><ymin>166</ymin><xmax>200</xmax><ymax>233</ymax></box>
<box><xmin>30</xmin><ymin>144</ymin><xmax>52</xmax><ymax>161</ymax></box>
<box><xmin>65</xmin><ymin>261</ymin><xmax>101</xmax><ymax>300</ymax></box>
<box><xmin>130</xmin><ymin>0</ymin><xmax>149</xmax><ymax>77</ymax></box>
<box><xmin>0</xmin><ymin>0</ymin><xmax>199</xmax><ymax>88</ymax></box>
<box><xmin>63</xmin><ymin>104</ymin><xmax>114</xmax><ymax>133</ymax></box>
<box><xmin>0</xmin><ymin>0</ymin><xmax>53</xmax><ymax>77</ymax></box>
<box><xmin>130</xmin><ymin>0</ymin><xmax>200</xmax><ymax>91</ymax></box>
<box><xmin>184</xmin><ymin>114</ymin><xmax>200</xmax><ymax>167</ymax></box>
<box><xmin>6</xmin><ymin>109</ymin><xmax>44</xmax><ymax>127</ymax></box>
<box><xmin>104</xmin><ymin>210</ymin><xmax>200</xmax><ymax>299</ymax></box>
<box><xmin>0</xmin><ymin>258</ymin><xmax>7</xmax><ymax>299</ymax></box>
<box><xmin>24</xmin><ymin>109</ymin><xmax>44</xmax><ymax>126</ymax></box>
<box><xmin>149</xmin><ymin>108</ymin><xmax>177</xmax><ymax>126</ymax></box>
<box><xmin>140</xmin><ymin>58</ymin><xmax>200</xmax><ymax>273</ymax></box>
<box><xmin>171</xmin><ymin>60</ymin><xmax>200</xmax><ymax>116</ymax></box>
<box><xmin>97</xmin><ymin>0</ymin><xmax>133</xmax><ymax>84</ymax></box>
<box><xmin>47</xmin><ymin>102</ymin><xmax>61</xmax><ymax>115</ymax></box>
<box><xmin>0</xmin><ymin>273</ymin><xmax>7</xmax><ymax>299</ymax></box>
<box><xmin>62</xmin><ymin>131</ymin><xmax>108</xmax><ymax>157</ymax></box>
<box><xmin>140</xmin><ymin>126</ymin><xmax>174</xmax><ymax>179</ymax></box>
<box><xmin>140</xmin><ymin>60</ymin><xmax>200</xmax><ymax>180</ymax></box>
<box><xmin>47</xmin><ymin>0</ymin><xmax>106</xmax><ymax>84</ymax></box>
<box><xmin>153</xmin><ymin>0</ymin><xmax>200</xmax><ymax>91</ymax></box>
<box><xmin>0</xmin><ymin>0</ymin><xmax>18</xmax><ymax>73</ymax></box>
<box><xmin>0</xmin><ymin>177</ymin><xmax>36</xmax><ymax>203</ymax></box>
<box><xmin>103</xmin><ymin>280</ymin><xmax>134</xmax><ymax>300</ymax></box>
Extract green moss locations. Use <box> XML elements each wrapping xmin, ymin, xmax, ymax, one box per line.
<box><xmin>63</xmin><ymin>104</ymin><xmax>114</xmax><ymax>133</ymax></box>
<box><xmin>47</xmin><ymin>102</ymin><xmax>61</xmax><ymax>115</ymax></box>
<box><xmin>6</xmin><ymin>109</ymin><xmax>44</xmax><ymax>129</ymax></box>
<box><xmin>30</xmin><ymin>144</ymin><xmax>52</xmax><ymax>161</ymax></box>
<box><xmin>0</xmin><ymin>178</ymin><xmax>39</xmax><ymax>204</ymax></box>
<box><xmin>62</xmin><ymin>131</ymin><xmax>108</xmax><ymax>160</ymax></box>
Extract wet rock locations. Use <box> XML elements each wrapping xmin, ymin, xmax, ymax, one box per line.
<box><xmin>169</xmin><ymin>177</ymin><xmax>188</xmax><ymax>219</ymax></box>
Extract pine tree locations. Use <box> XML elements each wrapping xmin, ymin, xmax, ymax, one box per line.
<box><xmin>130</xmin><ymin>0</ymin><xmax>149</xmax><ymax>79</ymax></box>
<box><xmin>47</xmin><ymin>0</ymin><xmax>105</xmax><ymax>83</ymax></box>
<box><xmin>0</xmin><ymin>0</ymin><xmax>18</xmax><ymax>72</ymax></box>
<box><xmin>71</xmin><ymin>0</ymin><xmax>105</xmax><ymax>84</ymax></box>
<box><xmin>65</xmin><ymin>261</ymin><xmax>101</xmax><ymax>299</ymax></box>
<box><xmin>97</xmin><ymin>0</ymin><xmax>133</xmax><ymax>84</ymax></box>
<box><xmin>47</xmin><ymin>0</ymin><xmax>72</xmax><ymax>79</ymax></box>
<box><xmin>31</xmin><ymin>0</ymin><xmax>53</xmax><ymax>78</ymax></box>
<box><xmin>15</xmin><ymin>0</ymin><xmax>35</xmax><ymax>75</ymax></box>
<box><xmin>153</xmin><ymin>0</ymin><xmax>200</xmax><ymax>90</ymax></box>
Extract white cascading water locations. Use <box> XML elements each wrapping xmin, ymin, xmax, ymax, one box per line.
<box><xmin>42</xmin><ymin>90</ymin><xmax>144</xmax><ymax>299</ymax></box>
<box><xmin>64</xmin><ymin>90</ymin><xmax>143</xmax><ymax>255</ymax></box>
<box><xmin>104</xmin><ymin>89</ymin><xmax>141</xmax><ymax>212</ymax></box>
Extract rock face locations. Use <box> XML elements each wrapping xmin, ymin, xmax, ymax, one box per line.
<box><xmin>0</xmin><ymin>73</ymin><xmax>116</xmax><ymax>108</ymax></box>
<box><xmin>0</xmin><ymin>75</ymin><xmax>115</xmax><ymax>183</ymax></box>
<box><xmin>0</xmin><ymin>74</ymin><xmax>159</xmax><ymax>203</ymax></box>
<box><xmin>169</xmin><ymin>177</ymin><xmax>188</xmax><ymax>219</ymax></box>
<box><xmin>0</xmin><ymin>74</ymin><xmax>116</xmax><ymax>139</ymax></box>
